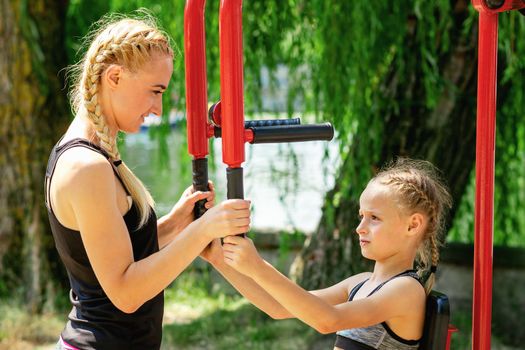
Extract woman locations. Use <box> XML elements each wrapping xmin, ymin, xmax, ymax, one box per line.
<box><xmin>45</xmin><ymin>14</ymin><xmax>251</xmax><ymax>350</ymax></box>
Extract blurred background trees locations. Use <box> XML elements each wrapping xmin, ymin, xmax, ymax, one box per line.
<box><xmin>0</xmin><ymin>0</ymin><xmax>70</xmax><ymax>312</ymax></box>
<box><xmin>1</xmin><ymin>0</ymin><xmax>524</xmax><ymax>321</ymax></box>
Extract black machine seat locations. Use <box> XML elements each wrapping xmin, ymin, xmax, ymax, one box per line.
<box><xmin>419</xmin><ymin>290</ymin><xmax>451</xmax><ymax>350</ymax></box>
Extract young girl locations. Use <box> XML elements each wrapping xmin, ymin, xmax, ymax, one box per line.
<box><xmin>202</xmin><ymin>158</ymin><xmax>451</xmax><ymax>349</ymax></box>
<box><xmin>45</xmin><ymin>14</ymin><xmax>250</xmax><ymax>350</ymax></box>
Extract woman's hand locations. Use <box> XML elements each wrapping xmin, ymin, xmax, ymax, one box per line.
<box><xmin>222</xmin><ymin>235</ymin><xmax>264</xmax><ymax>277</ymax></box>
<box><xmin>196</xmin><ymin>199</ymin><xmax>251</xmax><ymax>240</ymax></box>
<box><xmin>166</xmin><ymin>181</ymin><xmax>215</xmax><ymax>236</ymax></box>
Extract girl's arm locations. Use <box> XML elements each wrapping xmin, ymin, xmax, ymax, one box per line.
<box><xmin>60</xmin><ymin>152</ymin><xmax>250</xmax><ymax>313</ymax></box>
<box><xmin>223</xmin><ymin>236</ymin><xmax>425</xmax><ymax>334</ymax></box>
<box><xmin>205</xmin><ymin>237</ymin><xmax>371</xmax><ymax>320</ymax></box>
<box><xmin>203</xmin><ymin>239</ymin><xmax>292</xmax><ymax>319</ymax></box>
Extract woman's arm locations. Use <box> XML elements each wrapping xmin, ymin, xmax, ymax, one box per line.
<box><xmin>223</xmin><ymin>236</ymin><xmax>425</xmax><ymax>334</ymax></box>
<box><xmin>61</xmin><ymin>153</ymin><xmax>249</xmax><ymax>313</ymax></box>
<box><xmin>157</xmin><ymin>183</ymin><xmax>215</xmax><ymax>249</ymax></box>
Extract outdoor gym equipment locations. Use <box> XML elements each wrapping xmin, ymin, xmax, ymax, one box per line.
<box><xmin>471</xmin><ymin>1</ymin><xmax>525</xmax><ymax>349</ymax></box>
<box><xmin>183</xmin><ymin>0</ymin><xmax>333</xmax><ymax>223</ymax></box>
<box><xmin>183</xmin><ymin>0</ymin><xmax>525</xmax><ymax>349</ymax></box>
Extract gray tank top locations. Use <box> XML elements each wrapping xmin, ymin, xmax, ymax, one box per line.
<box><xmin>335</xmin><ymin>270</ymin><xmax>422</xmax><ymax>350</ymax></box>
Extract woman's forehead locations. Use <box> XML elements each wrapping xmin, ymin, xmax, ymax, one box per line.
<box><xmin>124</xmin><ymin>54</ymin><xmax>173</xmax><ymax>82</ymax></box>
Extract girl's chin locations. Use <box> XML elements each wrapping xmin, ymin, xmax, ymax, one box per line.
<box><xmin>359</xmin><ymin>249</ymin><xmax>372</xmax><ymax>259</ymax></box>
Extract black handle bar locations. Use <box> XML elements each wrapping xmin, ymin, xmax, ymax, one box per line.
<box><xmin>213</xmin><ymin>122</ymin><xmax>334</xmax><ymax>143</ymax></box>
<box><xmin>249</xmin><ymin>123</ymin><xmax>334</xmax><ymax>144</ymax></box>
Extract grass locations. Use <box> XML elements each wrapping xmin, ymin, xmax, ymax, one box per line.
<box><xmin>0</xmin><ymin>302</ymin><xmax>64</xmax><ymax>350</ymax></box>
<box><xmin>0</xmin><ymin>269</ymin><xmax>321</xmax><ymax>350</ymax></box>
<box><xmin>160</xmin><ymin>269</ymin><xmax>321</xmax><ymax>349</ymax></box>
<box><xmin>0</xmin><ymin>268</ymin><xmax>521</xmax><ymax>350</ymax></box>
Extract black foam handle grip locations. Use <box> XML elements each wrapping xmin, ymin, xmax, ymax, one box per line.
<box><xmin>227</xmin><ymin>167</ymin><xmax>245</xmax><ymax>237</ymax></box>
<box><xmin>192</xmin><ymin>158</ymin><xmax>209</xmax><ymax>219</ymax></box>
<box><xmin>250</xmin><ymin>123</ymin><xmax>334</xmax><ymax>144</ymax></box>
<box><xmin>244</xmin><ymin>118</ymin><xmax>301</xmax><ymax>128</ymax></box>
<box><xmin>213</xmin><ymin>118</ymin><xmax>302</xmax><ymax>138</ymax></box>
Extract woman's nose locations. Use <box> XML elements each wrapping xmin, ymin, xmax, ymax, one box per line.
<box><xmin>151</xmin><ymin>96</ymin><xmax>163</xmax><ymax>116</ymax></box>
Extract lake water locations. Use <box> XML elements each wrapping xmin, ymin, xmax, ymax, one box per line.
<box><xmin>122</xmin><ymin>126</ymin><xmax>339</xmax><ymax>234</ymax></box>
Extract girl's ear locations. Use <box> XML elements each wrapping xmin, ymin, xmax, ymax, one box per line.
<box><xmin>407</xmin><ymin>213</ymin><xmax>426</xmax><ymax>236</ymax></box>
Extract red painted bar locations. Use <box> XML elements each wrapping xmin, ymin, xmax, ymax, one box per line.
<box><xmin>472</xmin><ymin>6</ymin><xmax>498</xmax><ymax>350</ymax></box>
<box><xmin>219</xmin><ymin>0</ymin><xmax>245</xmax><ymax>168</ymax></box>
<box><xmin>184</xmin><ymin>0</ymin><xmax>209</xmax><ymax>159</ymax></box>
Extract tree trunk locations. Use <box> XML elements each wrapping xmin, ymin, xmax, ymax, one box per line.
<box><xmin>0</xmin><ymin>0</ymin><xmax>69</xmax><ymax>311</ymax></box>
<box><xmin>293</xmin><ymin>1</ymin><xmax>479</xmax><ymax>289</ymax></box>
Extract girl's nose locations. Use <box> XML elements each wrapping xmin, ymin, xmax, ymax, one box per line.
<box><xmin>355</xmin><ymin>219</ymin><xmax>367</xmax><ymax>235</ymax></box>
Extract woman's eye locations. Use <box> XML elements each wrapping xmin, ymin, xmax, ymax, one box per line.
<box><xmin>371</xmin><ymin>215</ymin><xmax>379</xmax><ymax>221</ymax></box>
<box><xmin>153</xmin><ymin>90</ymin><xmax>163</xmax><ymax>95</ymax></box>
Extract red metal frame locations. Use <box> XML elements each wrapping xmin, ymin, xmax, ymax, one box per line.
<box><xmin>473</xmin><ymin>9</ymin><xmax>498</xmax><ymax>350</ymax></box>
<box><xmin>471</xmin><ymin>1</ymin><xmax>525</xmax><ymax>349</ymax></box>
<box><xmin>184</xmin><ymin>0</ymin><xmax>210</xmax><ymax>159</ymax></box>
<box><xmin>185</xmin><ymin>0</ymin><xmax>248</xmax><ymax>168</ymax></box>
<box><xmin>184</xmin><ymin>0</ymin><xmax>525</xmax><ymax>347</ymax></box>
<box><xmin>219</xmin><ymin>0</ymin><xmax>246</xmax><ymax>168</ymax></box>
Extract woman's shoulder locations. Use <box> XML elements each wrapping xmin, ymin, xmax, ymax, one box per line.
<box><xmin>54</xmin><ymin>146</ymin><xmax>115</xmax><ymax>193</ymax></box>
<box><xmin>50</xmin><ymin>144</ymin><xmax>117</xmax><ymax>229</ymax></box>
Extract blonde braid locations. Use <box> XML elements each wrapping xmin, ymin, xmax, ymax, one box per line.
<box><xmin>72</xmin><ymin>16</ymin><xmax>174</xmax><ymax>227</ymax></box>
<box><xmin>424</xmin><ymin>234</ymin><xmax>440</xmax><ymax>294</ymax></box>
<box><xmin>82</xmin><ymin>47</ymin><xmax>120</xmax><ymax>159</ymax></box>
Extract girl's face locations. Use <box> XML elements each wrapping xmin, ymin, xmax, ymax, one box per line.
<box><xmin>104</xmin><ymin>54</ymin><xmax>173</xmax><ymax>134</ymax></box>
<box><xmin>356</xmin><ymin>181</ymin><xmax>413</xmax><ymax>261</ymax></box>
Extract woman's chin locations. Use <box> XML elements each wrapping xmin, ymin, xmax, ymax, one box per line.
<box><xmin>121</xmin><ymin>125</ymin><xmax>141</xmax><ymax>134</ymax></box>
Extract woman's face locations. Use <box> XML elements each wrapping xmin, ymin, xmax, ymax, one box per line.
<box><xmin>104</xmin><ymin>54</ymin><xmax>173</xmax><ymax>134</ymax></box>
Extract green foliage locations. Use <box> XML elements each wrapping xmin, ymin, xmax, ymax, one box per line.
<box><xmin>448</xmin><ymin>11</ymin><xmax>525</xmax><ymax>247</ymax></box>
<box><xmin>65</xmin><ymin>1</ymin><xmax>525</xmax><ymax>246</ymax></box>
<box><xmin>19</xmin><ymin>0</ymin><xmax>48</xmax><ymax>95</ymax></box>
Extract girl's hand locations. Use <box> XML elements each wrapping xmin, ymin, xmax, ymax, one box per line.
<box><xmin>222</xmin><ymin>235</ymin><xmax>263</xmax><ymax>276</ymax></box>
<box><xmin>197</xmin><ymin>199</ymin><xmax>251</xmax><ymax>240</ymax></box>
<box><xmin>199</xmin><ymin>238</ymin><xmax>223</xmax><ymax>266</ymax></box>
<box><xmin>168</xmin><ymin>181</ymin><xmax>215</xmax><ymax>235</ymax></box>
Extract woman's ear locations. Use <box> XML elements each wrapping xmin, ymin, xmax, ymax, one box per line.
<box><xmin>104</xmin><ymin>64</ymin><xmax>122</xmax><ymax>90</ymax></box>
<box><xmin>407</xmin><ymin>213</ymin><xmax>426</xmax><ymax>236</ymax></box>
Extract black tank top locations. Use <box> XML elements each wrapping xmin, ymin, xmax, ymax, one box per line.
<box><xmin>45</xmin><ymin>138</ymin><xmax>163</xmax><ymax>350</ymax></box>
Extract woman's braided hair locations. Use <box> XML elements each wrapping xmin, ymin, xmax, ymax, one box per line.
<box><xmin>373</xmin><ymin>158</ymin><xmax>452</xmax><ymax>294</ymax></box>
<box><xmin>69</xmin><ymin>13</ymin><xmax>174</xmax><ymax>227</ymax></box>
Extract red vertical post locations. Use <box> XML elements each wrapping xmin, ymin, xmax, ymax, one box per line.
<box><xmin>185</xmin><ymin>0</ymin><xmax>211</xmax><ymax>219</ymax></box>
<box><xmin>185</xmin><ymin>0</ymin><xmax>209</xmax><ymax>159</ymax></box>
<box><xmin>219</xmin><ymin>0</ymin><xmax>245</xmax><ymax>169</ymax></box>
<box><xmin>472</xmin><ymin>9</ymin><xmax>498</xmax><ymax>350</ymax></box>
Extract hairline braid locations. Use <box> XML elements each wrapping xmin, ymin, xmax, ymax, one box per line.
<box><xmin>82</xmin><ymin>25</ymin><xmax>172</xmax><ymax>160</ymax></box>
<box><xmin>375</xmin><ymin>168</ymin><xmax>447</xmax><ymax>293</ymax></box>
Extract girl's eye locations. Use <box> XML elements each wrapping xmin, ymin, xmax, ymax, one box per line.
<box><xmin>371</xmin><ymin>215</ymin><xmax>380</xmax><ymax>221</ymax></box>
<box><xmin>153</xmin><ymin>90</ymin><xmax>163</xmax><ymax>95</ymax></box>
